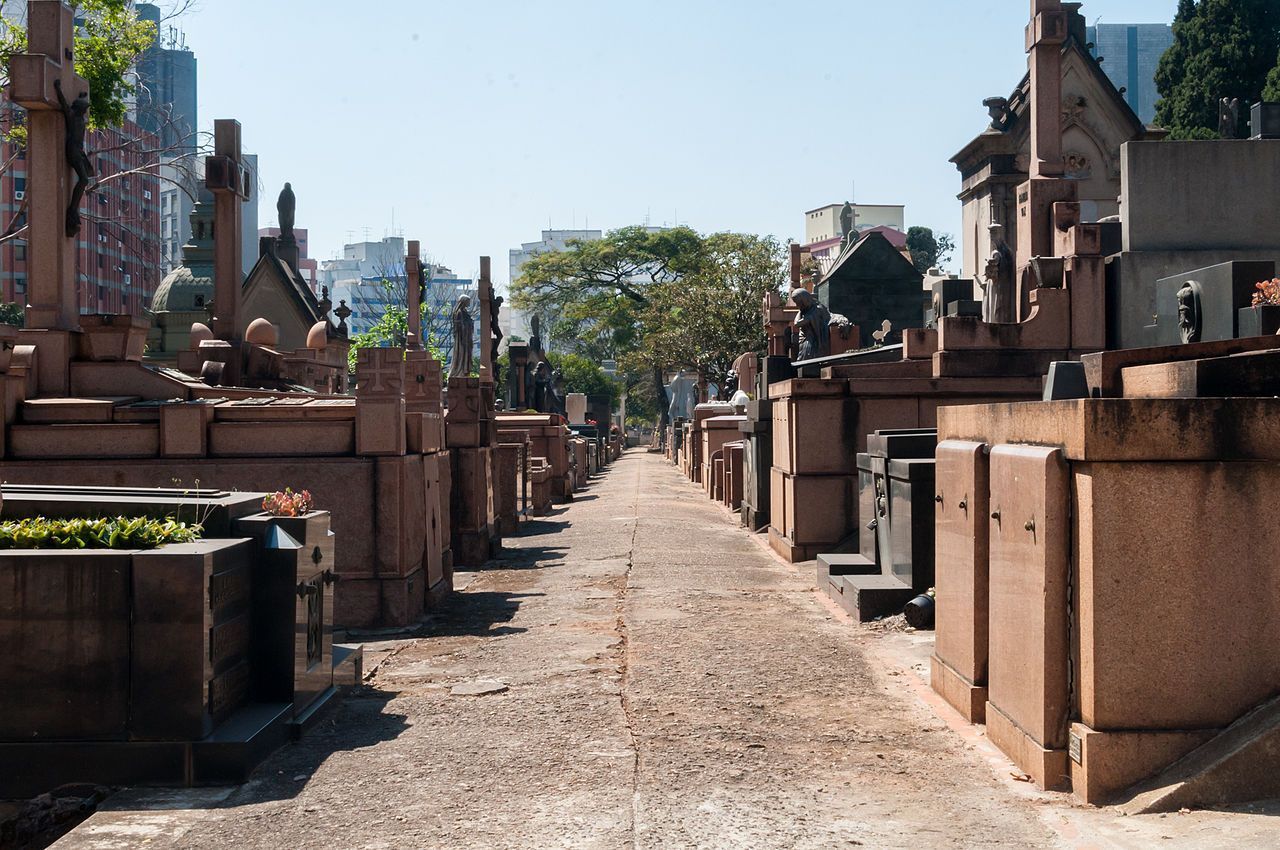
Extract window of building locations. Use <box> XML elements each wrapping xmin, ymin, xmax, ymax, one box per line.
<box><xmin>14</xmin><ymin>244</ymin><xmax>24</xmax><ymax>261</ymax></box>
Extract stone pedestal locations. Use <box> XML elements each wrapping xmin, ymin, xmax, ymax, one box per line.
<box><xmin>449</xmin><ymin>446</ymin><xmax>497</xmax><ymax>567</ymax></box>
<box><xmin>739</xmin><ymin>399</ymin><xmax>773</xmax><ymax>532</ymax></box>
<box><xmin>494</xmin><ymin>442</ymin><xmax>521</xmax><ymax>536</ymax></box>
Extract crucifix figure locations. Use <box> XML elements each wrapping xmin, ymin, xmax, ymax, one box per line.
<box><xmin>11</xmin><ymin>0</ymin><xmax>92</xmax><ymax>332</ymax></box>
<box><xmin>54</xmin><ymin>79</ymin><xmax>94</xmax><ymax>237</ymax></box>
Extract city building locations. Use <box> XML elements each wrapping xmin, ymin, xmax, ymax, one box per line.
<box><xmin>135</xmin><ymin>4</ymin><xmax>197</xmax><ymax>151</ymax></box>
<box><xmin>802</xmin><ymin>203</ymin><xmax>909</xmax><ymax>276</ymax></box>
<box><xmin>507</xmin><ymin>229</ymin><xmax>604</xmax><ymax>345</ymax></box>
<box><xmin>319</xmin><ymin>236</ymin><xmax>408</xmax><ymax>336</ymax></box>
<box><xmin>0</xmin><ymin>105</ymin><xmax>163</xmax><ymax>316</ymax></box>
<box><xmin>1087</xmin><ymin>23</ymin><xmax>1174</xmax><ymax>126</ymax></box>
<box><xmin>260</xmin><ymin>226</ymin><xmax>317</xmax><ymax>290</ymax></box>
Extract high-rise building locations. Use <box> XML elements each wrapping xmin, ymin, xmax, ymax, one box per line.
<box><xmin>1087</xmin><ymin>23</ymin><xmax>1174</xmax><ymax>126</ymax></box>
<box><xmin>0</xmin><ymin>108</ymin><xmax>164</xmax><ymax>316</ymax></box>
<box><xmin>135</xmin><ymin>4</ymin><xmax>198</xmax><ymax>150</ymax></box>
<box><xmin>319</xmin><ymin>237</ymin><xmax>408</xmax><ymax>336</ymax></box>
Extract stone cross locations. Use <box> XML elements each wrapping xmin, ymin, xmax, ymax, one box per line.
<box><xmin>205</xmin><ymin>119</ymin><xmax>249</xmax><ymax>341</ymax></box>
<box><xmin>11</xmin><ymin>1</ymin><xmax>89</xmax><ymax>331</ymax></box>
<box><xmin>406</xmin><ymin>240</ymin><xmax>422</xmax><ymax>350</ymax></box>
<box><xmin>477</xmin><ymin>256</ymin><xmax>494</xmax><ymax>382</ymax></box>
<box><xmin>1027</xmin><ymin>0</ymin><xmax>1067</xmax><ymax>178</ymax></box>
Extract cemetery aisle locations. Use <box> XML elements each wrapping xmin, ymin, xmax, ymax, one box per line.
<box><xmin>62</xmin><ymin>453</ymin><xmax>1063</xmax><ymax>848</ymax></box>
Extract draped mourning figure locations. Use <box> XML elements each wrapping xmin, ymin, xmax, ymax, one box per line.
<box><xmin>791</xmin><ymin>288</ymin><xmax>831</xmax><ymax>361</ymax></box>
<box><xmin>449</xmin><ymin>294</ymin><xmax>474</xmax><ymax>379</ymax></box>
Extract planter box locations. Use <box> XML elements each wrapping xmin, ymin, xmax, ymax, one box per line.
<box><xmin>1238</xmin><ymin>305</ymin><xmax>1280</xmax><ymax>338</ymax></box>
<box><xmin>0</xmin><ymin>538</ymin><xmax>257</xmax><ymax>743</ymax></box>
<box><xmin>233</xmin><ymin>511</ymin><xmax>337</xmax><ymax>720</ymax></box>
<box><xmin>78</xmin><ymin>314</ymin><xmax>150</xmax><ymax>362</ymax></box>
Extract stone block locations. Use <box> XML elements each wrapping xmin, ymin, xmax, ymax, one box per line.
<box><xmin>160</xmin><ymin>401</ymin><xmax>214</xmax><ymax>458</ymax></box>
<box><xmin>1151</xmin><ymin>261</ymin><xmax>1274</xmax><ymax>347</ymax></box>
<box><xmin>1121</xmin><ymin>140</ymin><xmax>1280</xmax><ymax>253</ymax></box>
<box><xmin>931</xmin><ymin>440</ymin><xmax>990</xmax><ymax>723</ymax></box>
<box><xmin>772</xmin><ymin>392</ymin><xmax>856</xmax><ymax>476</ymax></box>
<box><xmin>986</xmin><ymin>701</ymin><xmax>1070</xmax><ymax>791</ymax></box>
<box><xmin>357</xmin><ymin>398</ymin><xmax>406</xmax><ymax>456</ymax></box>
<box><xmin>987</xmin><ymin>445</ymin><xmax>1070</xmax><ymax>780</ymax></box>
<box><xmin>1069</xmin><ymin>723</ymin><xmax>1215</xmax><ymax>806</ymax></box>
<box><xmin>1074</xmin><ymin>461</ymin><xmax>1280</xmax><ymax>731</ymax></box>
<box><xmin>769</xmin><ymin>468</ymin><xmax>854</xmax><ymax>548</ymax></box>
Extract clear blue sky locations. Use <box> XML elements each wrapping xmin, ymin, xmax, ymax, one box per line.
<box><xmin>187</xmin><ymin>0</ymin><xmax>1177</xmax><ymax>285</ymax></box>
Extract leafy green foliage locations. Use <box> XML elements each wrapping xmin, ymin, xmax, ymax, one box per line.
<box><xmin>0</xmin><ymin>0</ymin><xmax>157</xmax><ymax>137</ymax></box>
<box><xmin>905</xmin><ymin>227</ymin><xmax>955</xmax><ymax>275</ymax></box>
<box><xmin>0</xmin><ymin>302</ymin><xmax>24</xmax><ymax>328</ymax></box>
<box><xmin>0</xmin><ymin>515</ymin><xmax>202</xmax><ymax>550</ymax></box>
<box><xmin>546</xmin><ymin>352</ymin><xmax>618</xmax><ymax>405</ymax></box>
<box><xmin>1154</xmin><ymin>0</ymin><xmax>1280</xmax><ymax>139</ymax></box>
<box><xmin>512</xmin><ymin>226</ymin><xmax>785</xmax><ymax>423</ymax></box>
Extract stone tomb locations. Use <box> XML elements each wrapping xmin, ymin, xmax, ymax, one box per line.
<box><xmin>0</xmin><ymin>485</ymin><xmax>357</xmax><ymax>796</ymax></box>
<box><xmin>445</xmin><ymin>377</ymin><xmax>500</xmax><ymax>567</ymax></box>
<box><xmin>1147</xmin><ymin>261</ymin><xmax>1275</xmax><ymax>346</ymax></box>
<box><xmin>933</xmin><ymin>340</ymin><xmax>1280</xmax><ymax>807</ymax></box>
<box><xmin>819</xmin><ymin>429</ymin><xmax>938</xmax><ymax>622</ymax></box>
<box><xmin>700</xmin><ymin>414</ymin><xmax>747</xmax><ymax>495</ymax></box>
<box><xmin>497</xmin><ymin>412</ymin><xmax>573</xmax><ymax>499</ymax></box>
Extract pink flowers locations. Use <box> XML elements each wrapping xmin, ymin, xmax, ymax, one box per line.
<box><xmin>262</xmin><ymin>488</ymin><xmax>315</xmax><ymax>517</ymax></box>
<box><xmin>1252</xmin><ymin>278</ymin><xmax>1280</xmax><ymax>307</ymax></box>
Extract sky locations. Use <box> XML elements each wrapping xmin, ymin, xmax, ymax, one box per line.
<box><xmin>185</xmin><ymin>0</ymin><xmax>1178</xmax><ymax>287</ymax></box>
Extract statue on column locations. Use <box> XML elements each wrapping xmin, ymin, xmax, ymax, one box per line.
<box><xmin>839</xmin><ymin>202</ymin><xmax>855</xmax><ymax>248</ymax></box>
<box><xmin>982</xmin><ymin>223</ymin><xmax>1016</xmax><ymax>324</ymax></box>
<box><xmin>790</xmin><ymin>288</ymin><xmax>831</xmax><ymax>361</ymax></box>
<box><xmin>55</xmin><ymin>79</ymin><xmax>95</xmax><ymax>237</ymax></box>
<box><xmin>448</xmin><ymin>294</ymin><xmax>474</xmax><ymax>379</ymax></box>
<box><xmin>277</xmin><ymin>183</ymin><xmax>296</xmax><ymax>238</ymax></box>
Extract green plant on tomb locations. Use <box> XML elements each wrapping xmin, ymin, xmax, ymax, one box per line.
<box><xmin>0</xmin><ymin>516</ymin><xmax>202</xmax><ymax>550</ymax></box>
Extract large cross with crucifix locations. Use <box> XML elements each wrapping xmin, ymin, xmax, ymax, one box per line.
<box><xmin>205</xmin><ymin>119</ymin><xmax>250</xmax><ymax>341</ymax></box>
<box><xmin>406</xmin><ymin>240</ymin><xmax>423</xmax><ymax>350</ymax></box>
<box><xmin>11</xmin><ymin>0</ymin><xmax>89</xmax><ymax>332</ymax></box>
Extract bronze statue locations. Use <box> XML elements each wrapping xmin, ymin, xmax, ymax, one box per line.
<box><xmin>532</xmin><ymin>360</ymin><xmax>553</xmax><ymax>413</ymax></box>
<box><xmin>55</xmin><ymin>79</ymin><xmax>95</xmax><ymax>238</ymax></box>
<box><xmin>790</xmin><ymin>288</ymin><xmax>831</xmax><ymax>361</ymax></box>
<box><xmin>277</xmin><ymin>182</ymin><xmax>296</xmax><ymax>239</ymax></box>
<box><xmin>1176</xmin><ymin>281</ymin><xmax>1202</xmax><ymax>344</ymax></box>
<box><xmin>490</xmin><ymin>295</ymin><xmax>504</xmax><ymax>364</ymax></box>
<box><xmin>1219</xmin><ymin>97</ymin><xmax>1241</xmax><ymax>140</ymax></box>
<box><xmin>448</xmin><ymin>294</ymin><xmax>474</xmax><ymax>379</ymax></box>
<box><xmin>982</xmin><ymin>222</ymin><xmax>1016</xmax><ymax>323</ymax></box>
<box><xmin>839</xmin><ymin>202</ymin><xmax>855</xmax><ymax>245</ymax></box>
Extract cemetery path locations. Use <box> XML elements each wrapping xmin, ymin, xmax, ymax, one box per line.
<box><xmin>60</xmin><ymin>452</ymin><xmax>1278</xmax><ymax>849</ymax></box>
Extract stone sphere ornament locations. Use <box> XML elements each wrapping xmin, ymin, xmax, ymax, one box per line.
<box><xmin>246</xmin><ymin>318</ymin><xmax>280</xmax><ymax>347</ymax></box>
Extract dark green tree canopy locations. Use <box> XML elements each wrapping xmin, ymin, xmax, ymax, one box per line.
<box><xmin>1154</xmin><ymin>0</ymin><xmax>1280</xmax><ymax>139</ymax></box>
<box><xmin>905</xmin><ymin>226</ymin><xmax>955</xmax><ymax>275</ymax></box>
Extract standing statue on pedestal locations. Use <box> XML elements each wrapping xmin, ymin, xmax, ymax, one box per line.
<box><xmin>790</xmin><ymin>288</ymin><xmax>831</xmax><ymax>361</ymax></box>
<box><xmin>839</xmin><ymin>201</ymin><xmax>855</xmax><ymax>249</ymax></box>
<box><xmin>532</xmin><ymin>361</ymin><xmax>553</xmax><ymax>413</ymax></box>
<box><xmin>667</xmin><ymin>369</ymin><xmax>697</xmax><ymax>422</ymax></box>
<box><xmin>55</xmin><ymin>79</ymin><xmax>95</xmax><ymax>237</ymax></box>
<box><xmin>277</xmin><ymin>182</ymin><xmax>296</xmax><ymax>238</ymax></box>
<box><xmin>448</xmin><ymin>294</ymin><xmax>474</xmax><ymax>379</ymax></box>
<box><xmin>982</xmin><ymin>223</ymin><xmax>1016</xmax><ymax>324</ymax></box>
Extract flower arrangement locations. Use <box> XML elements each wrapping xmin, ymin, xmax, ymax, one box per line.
<box><xmin>262</xmin><ymin>488</ymin><xmax>314</xmax><ymax>517</ymax></box>
<box><xmin>0</xmin><ymin>516</ymin><xmax>202</xmax><ymax>550</ymax></box>
<box><xmin>1252</xmin><ymin>278</ymin><xmax>1280</xmax><ymax>307</ymax></box>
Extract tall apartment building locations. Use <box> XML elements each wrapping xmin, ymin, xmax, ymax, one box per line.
<box><xmin>1087</xmin><ymin>23</ymin><xmax>1174</xmax><ymax>125</ymax></box>
<box><xmin>0</xmin><ymin>109</ymin><xmax>164</xmax><ymax>315</ymax></box>
<box><xmin>319</xmin><ymin>236</ymin><xmax>408</xmax><ymax>336</ymax></box>
<box><xmin>507</xmin><ymin>229</ymin><xmax>604</xmax><ymax>345</ymax></box>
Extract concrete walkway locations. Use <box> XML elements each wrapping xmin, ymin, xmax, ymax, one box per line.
<box><xmin>58</xmin><ymin>452</ymin><xmax>1280</xmax><ymax>849</ymax></box>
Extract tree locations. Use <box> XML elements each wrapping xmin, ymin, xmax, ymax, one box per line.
<box><xmin>546</xmin><ymin>352</ymin><xmax>617</xmax><ymax>406</ymax></box>
<box><xmin>906</xmin><ymin>226</ymin><xmax>955</xmax><ymax>275</ymax></box>
<box><xmin>1154</xmin><ymin>0</ymin><xmax>1280</xmax><ymax>139</ymax></box>
<box><xmin>627</xmin><ymin>232</ymin><xmax>785</xmax><ymax>391</ymax></box>
<box><xmin>512</xmin><ymin>226</ymin><xmax>705</xmax><ymax>427</ymax></box>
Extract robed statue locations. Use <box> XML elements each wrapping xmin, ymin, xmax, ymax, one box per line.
<box><xmin>277</xmin><ymin>182</ymin><xmax>297</xmax><ymax>238</ymax></box>
<box><xmin>448</xmin><ymin>294</ymin><xmax>474</xmax><ymax>379</ymax></box>
<box><xmin>982</xmin><ymin>223</ymin><xmax>1016</xmax><ymax>324</ymax></box>
<box><xmin>790</xmin><ymin>288</ymin><xmax>831</xmax><ymax>361</ymax></box>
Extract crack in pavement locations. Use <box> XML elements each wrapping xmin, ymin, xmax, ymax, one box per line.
<box><xmin>615</xmin><ymin>452</ymin><xmax>643</xmax><ymax>849</ymax></box>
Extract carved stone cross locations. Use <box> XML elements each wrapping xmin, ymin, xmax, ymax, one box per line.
<box><xmin>1027</xmin><ymin>0</ymin><xmax>1067</xmax><ymax>178</ymax></box>
<box><xmin>205</xmin><ymin>119</ymin><xmax>250</xmax><ymax>341</ymax></box>
<box><xmin>478</xmin><ymin>256</ymin><xmax>494</xmax><ymax>382</ymax></box>
<box><xmin>11</xmin><ymin>0</ymin><xmax>89</xmax><ymax>331</ymax></box>
<box><xmin>406</xmin><ymin>240</ymin><xmax>422</xmax><ymax>350</ymax></box>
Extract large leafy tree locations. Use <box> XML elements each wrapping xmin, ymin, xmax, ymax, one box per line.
<box><xmin>1154</xmin><ymin>0</ymin><xmax>1280</xmax><ymax>139</ymax></box>
<box><xmin>513</xmin><ymin>227</ymin><xmax>785</xmax><ymax>427</ymax></box>
<box><xmin>905</xmin><ymin>226</ymin><xmax>955</xmax><ymax>275</ymax></box>
<box><xmin>0</xmin><ymin>0</ymin><xmax>159</xmax><ymax>134</ymax></box>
